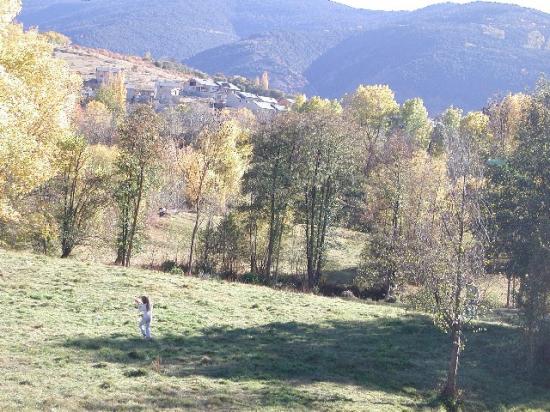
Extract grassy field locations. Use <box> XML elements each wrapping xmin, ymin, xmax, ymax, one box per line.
<box><xmin>1</xmin><ymin>248</ymin><xmax>549</xmax><ymax>411</ymax></box>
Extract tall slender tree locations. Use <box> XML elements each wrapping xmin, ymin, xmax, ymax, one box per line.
<box><xmin>114</xmin><ymin>105</ymin><xmax>162</xmax><ymax>266</ymax></box>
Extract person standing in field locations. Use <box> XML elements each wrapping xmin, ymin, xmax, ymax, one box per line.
<box><xmin>134</xmin><ymin>296</ymin><xmax>152</xmax><ymax>339</ymax></box>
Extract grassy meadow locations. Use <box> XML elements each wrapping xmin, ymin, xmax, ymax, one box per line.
<box><xmin>1</xmin><ymin>248</ymin><xmax>549</xmax><ymax>411</ymax></box>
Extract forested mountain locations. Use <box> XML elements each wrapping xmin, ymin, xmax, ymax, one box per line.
<box><xmin>19</xmin><ymin>0</ymin><xmax>550</xmax><ymax>111</ymax></box>
<box><xmin>19</xmin><ymin>0</ymin><xmax>379</xmax><ymax>59</ymax></box>
<box><xmin>305</xmin><ymin>2</ymin><xmax>550</xmax><ymax>111</ymax></box>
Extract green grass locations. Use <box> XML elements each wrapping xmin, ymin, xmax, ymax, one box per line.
<box><xmin>1</xmin><ymin>249</ymin><xmax>549</xmax><ymax>410</ymax></box>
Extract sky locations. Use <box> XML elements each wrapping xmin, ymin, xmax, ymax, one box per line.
<box><xmin>335</xmin><ymin>0</ymin><xmax>550</xmax><ymax>13</ymax></box>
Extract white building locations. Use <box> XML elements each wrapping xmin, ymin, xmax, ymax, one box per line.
<box><xmin>155</xmin><ymin>80</ymin><xmax>185</xmax><ymax>104</ymax></box>
<box><xmin>183</xmin><ymin>78</ymin><xmax>219</xmax><ymax>97</ymax></box>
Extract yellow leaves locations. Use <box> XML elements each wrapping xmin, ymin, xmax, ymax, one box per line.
<box><xmin>345</xmin><ymin>84</ymin><xmax>399</xmax><ymax>130</ymax></box>
<box><xmin>487</xmin><ymin>92</ymin><xmax>531</xmax><ymax>155</ymax></box>
<box><xmin>0</xmin><ymin>0</ymin><xmax>20</xmax><ymax>28</ymax></box>
<box><xmin>0</xmin><ymin>9</ymin><xmax>79</xmax><ymax>222</ymax></box>
<box><xmin>293</xmin><ymin>95</ymin><xmax>342</xmax><ymax>114</ymax></box>
<box><xmin>179</xmin><ymin>120</ymin><xmax>250</xmax><ymax>210</ymax></box>
<box><xmin>179</xmin><ymin>146</ymin><xmax>207</xmax><ymax>204</ymax></box>
<box><xmin>41</xmin><ymin>31</ymin><xmax>71</xmax><ymax>47</ymax></box>
<box><xmin>460</xmin><ymin>111</ymin><xmax>490</xmax><ymax>141</ymax></box>
<box><xmin>89</xmin><ymin>144</ymin><xmax>118</xmax><ymax>175</ymax></box>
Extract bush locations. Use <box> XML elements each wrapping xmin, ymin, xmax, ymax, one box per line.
<box><xmin>240</xmin><ymin>272</ymin><xmax>266</xmax><ymax>285</ymax></box>
<box><xmin>160</xmin><ymin>260</ymin><xmax>178</xmax><ymax>273</ymax></box>
<box><xmin>196</xmin><ymin>213</ymin><xmax>248</xmax><ymax>278</ymax></box>
<box><xmin>170</xmin><ymin>266</ymin><xmax>184</xmax><ymax>276</ymax></box>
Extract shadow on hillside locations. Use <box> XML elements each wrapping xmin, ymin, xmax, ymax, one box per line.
<box><xmin>63</xmin><ymin>316</ymin><xmax>550</xmax><ymax>410</ymax></box>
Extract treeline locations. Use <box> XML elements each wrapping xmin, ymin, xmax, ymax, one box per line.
<box><xmin>1</xmin><ymin>3</ymin><xmax>549</xmax><ymax>403</ymax></box>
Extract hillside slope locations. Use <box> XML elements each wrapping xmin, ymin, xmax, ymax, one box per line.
<box><xmin>19</xmin><ymin>0</ymin><xmax>375</xmax><ymax>60</ymax></box>
<box><xmin>54</xmin><ymin>45</ymin><xmax>191</xmax><ymax>89</ymax></box>
<box><xmin>1</xmin><ymin>249</ymin><xmax>549</xmax><ymax>410</ymax></box>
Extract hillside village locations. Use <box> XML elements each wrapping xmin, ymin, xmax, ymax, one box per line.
<box><xmin>86</xmin><ymin>67</ymin><xmax>293</xmax><ymax>113</ymax></box>
<box><xmin>57</xmin><ymin>45</ymin><xmax>293</xmax><ymax>114</ymax></box>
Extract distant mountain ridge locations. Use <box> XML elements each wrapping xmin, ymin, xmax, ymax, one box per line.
<box><xmin>19</xmin><ymin>0</ymin><xmax>550</xmax><ymax>112</ymax></box>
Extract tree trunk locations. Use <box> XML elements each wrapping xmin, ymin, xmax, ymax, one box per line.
<box><xmin>442</xmin><ymin>321</ymin><xmax>461</xmax><ymax>400</ymax></box>
<box><xmin>265</xmin><ymin>193</ymin><xmax>277</xmax><ymax>279</ymax></box>
<box><xmin>248</xmin><ymin>195</ymin><xmax>258</xmax><ymax>274</ymax></box>
<box><xmin>115</xmin><ymin>247</ymin><xmax>125</xmax><ymax>265</ymax></box>
<box><xmin>506</xmin><ymin>275</ymin><xmax>512</xmax><ymax>308</ymax></box>
<box><xmin>61</xmin><ymin>242</ymin><xmax>73</xmax><ymax>259</ymax></box>
<box><xmin>187</xmin><ymin>205</ymin><xmax>201</xmax><ymax>275</ymax></box>
<box><xmin>274</xmin><ymin>215</ymin><xmax>285</xmax><ymax>283</ymax></box>
<box><xmin>115</xmin><ymin>193</ymin><xmax>129</xmax><ymax>265</ymax></box>
<box><xmin>125</xmin><ymin>169</ymin><xmax>145</xmax><ymax>267</ymax></box>
<box><xmin>512</xmin><ymin>275</ymin><xmax>516</xmax><ymax>308</ymax></box>
<box><xmin>250</xmin><ymin>221</ymin><xmax>258</xmax><ymax>274</ymax></box>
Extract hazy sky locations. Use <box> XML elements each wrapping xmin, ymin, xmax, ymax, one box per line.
<box><xmin>335</xmin><ymin>0</ymin><xmax>550</xmax><ymax>13</ymax></box>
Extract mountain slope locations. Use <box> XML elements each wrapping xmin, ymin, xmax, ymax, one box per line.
<box><xmin>186</xmin><ymin>31</ymin><xmax>348</xmax><ymax>91</ymax></box>
<box><xmin>19</xmin><ymin>0</ymin><xmax>375</xmax><ymax>60</ymax></box>
<box><xmin>20</xmin><ymin>0</ymin><xmax>238</xmax><ymax>60</ymax></box>
<box><xmin>305</xmin><ymin>2</ymin><xmax>550</xmax><ymax>112</ymax></box>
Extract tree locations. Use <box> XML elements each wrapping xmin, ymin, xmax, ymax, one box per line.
<box><xmin>94</xmin><ymin>71</ymin><xmax>126</xmax><ymax>119</ymax></box>
<box><xmin>488</xmin><ymin>81</ymin><xmax>550</xmax><ymax>372</ymax></box>
<box><xmin>76</xmin><ymin>101</ymin><xmax>115</xmax><ymax>145</ymax></box>
<box><xmin>485</xmin><ymin>93</ymin><xmax>531</xmax><ymax>307</ymax></box>
<box><xmin>486</xmin><ymin>93</ymin><xmax>530</xmax><ymax>157</ymax></box>
<box><xmin>114</xmin><ymin>105</ymin><xmax>163</xmax><ymax>266</ymax></box>
<box><xmin>294</xmin><ymin>95</ymin><xmax>342</xmax><ymax>114</ymax></box>
<box><xmin>197</xmin><ymin>213</ymin><xmax>248</xmax><ymax>278</ymax></box>
<box><xmin>53</xmin><ymin>135</ymin><xmax>115</xmax><ymax>258</ymax></box>
<box><xmin>345</xmin><ymin>84</ymin><xmax>399</xmax><ymax>171</ymax></box>
<box><xmin>243</xmin><ymin>113</ymin><xmax>302</xmax><ymax>278</ymax></box>
<box><xmin>407</xmin><ymin>109</ymin><xmax>490</xmax><ymax>401</ymax></box>
<box><xmin>297</xmin><ymin>108</ymin><xmax>356</xmax><ymax>289</ymax></box>
<box><xmin>359</xmin><ymin>139</ymin><xmax>449</xmax><ymax>299</ymax></box>
<box><xmin>180</xmin><ymin>119</ymin><xmax>249</xmax><ymax>275</ymax></box>
<box><xmin>260</xmin><ymin>71</ymin><xmax>269</xmax><ymax>90</ymax></box>
<box><xmin>359</xmin><ymin>133</ymin><xmax>419</xmax><ymax>296</ymax></box>
<box><xmin>400</xmin><ymin>98</ymin><xmax>433</xmax><ymax>149</ymax></box>
<box><xmin>42</xmin><ymin>31</ymin><xmax>71</xmax><ymax>46</ymax></box>
<box><xmin>0</xmin><ymin>2</ymin><xmax>79</xmax><ymax>224</ymax></box>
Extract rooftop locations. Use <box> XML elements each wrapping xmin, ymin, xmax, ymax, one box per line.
<box><xmin>216</xmin><ymin>81</ymin><xmax>240</xmax><ymax>91</ymax></box>
<box><xmin>257</xmin><ymin>95</ymin><xmax>278</xmax><ymax>104</ymax></box>
<box><xmin>254</xmin><ymin>101</ymin><xmax>276</xmax><ymax>111</ymax></box>
<box><xmin>238</xmin><ymin>91</ymin><xmax>259</xmax><ymax>100</ymax></box>
<box><xmin>193</xmin><ymin>78</ymin><xmax>218</xmax><ymax>87</ymax></box>
<box><xmin>156</xmin><ymin>80</ymin><xmax>184</xmax><ymax>88</ymax></box>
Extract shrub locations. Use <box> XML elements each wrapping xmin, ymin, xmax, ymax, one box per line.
<box><xmin>240</xmin><ymin>272</ymin><xmax>266</xmax><ymax>285</ymax></box>
<box><xmin>170</xmin><ymin>266</ymin><xmax>184</xmax><ymax>276</ymax></box>
<box><xmin>160</xmin><ymin>260</ymin><xmax>178</xmax><ymax>273</ymax></box>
